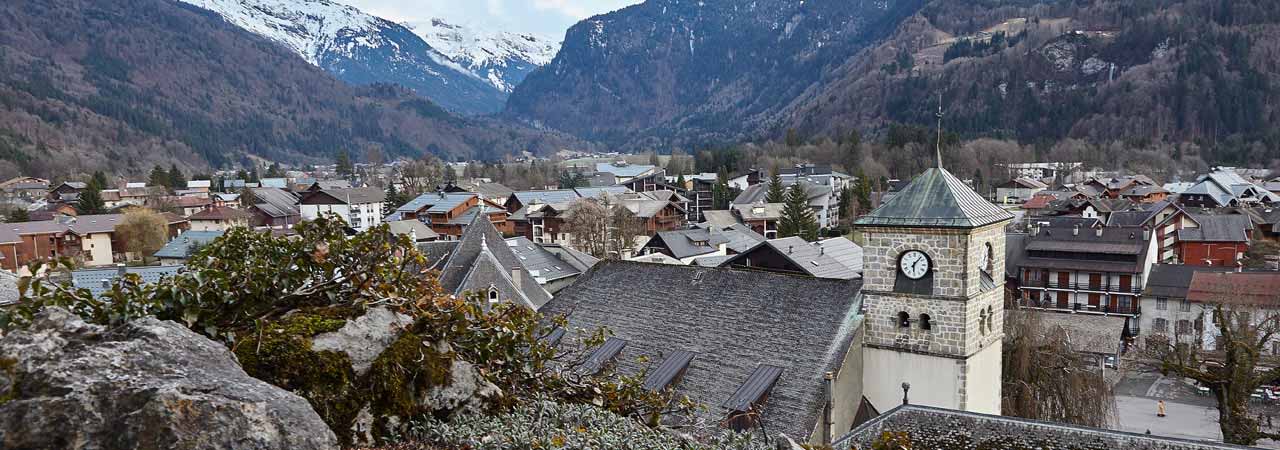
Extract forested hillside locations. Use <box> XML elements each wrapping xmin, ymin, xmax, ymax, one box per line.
<box><xmin>779</xmin><ymin>0</ymin><xmax>1280</xmax><ymax>169</ymax></box>
<box><xmin>0</xmin><ymin>0</ymin><xmax>584</xmax><ymax>179</ymax></box>
<box><xmin>508</xmin><ymin>0</ymin><xmax>1280</xmax><ymax>172</ymax></box>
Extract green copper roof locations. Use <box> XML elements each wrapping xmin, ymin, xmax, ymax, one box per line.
<box><xmin>855</xmin><ymin>168</ymin><xmax>1013</xmax><ymax>228</ymax></box>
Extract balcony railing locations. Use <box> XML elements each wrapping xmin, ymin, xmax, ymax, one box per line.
<box><xmin>1017</xmin><ymin>298</ymin><xmax>1141</xmax><ymax>316</ymax></box>
<box><xmin>1020</xmin><ymin>280</ymin><xmax>1142</xmax><ymax>295</ymax></box>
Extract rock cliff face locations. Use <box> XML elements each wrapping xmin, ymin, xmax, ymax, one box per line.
<box><xmin>0</xmin><ymin>307</ymin><xmax>339</xmax><ymax>450</ymax></box>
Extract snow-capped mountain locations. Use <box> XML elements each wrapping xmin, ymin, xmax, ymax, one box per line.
<box><xmin>177</xmin><ymin>0</ymin><xmax>506</xmax><ymax>115</ymax></box>
<box><xmin>407</xmin><ymin>18</ymin><xmax>560</xmax><ymax>93</ymax></box>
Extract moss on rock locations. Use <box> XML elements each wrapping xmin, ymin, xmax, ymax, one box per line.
<box><xmin>367</xmin><ymin>332</ymin><xmax>456</xmax><ymax>435</ymax></box>
<box><xmin>235</xmin><ymin>308</ymin><xmax>363</xmax><ymax>443</ymax></box>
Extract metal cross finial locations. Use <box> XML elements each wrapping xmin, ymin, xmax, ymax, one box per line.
<box><xmin>935</xmin><ymin>92</ymin><xmax>944</xmax><ymax>169</ymax></box>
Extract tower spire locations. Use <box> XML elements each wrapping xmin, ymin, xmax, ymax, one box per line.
<box><xmin>935</xmin><ymin>92</ymin><xmax>944</xmax><ymax>170</ymax></box>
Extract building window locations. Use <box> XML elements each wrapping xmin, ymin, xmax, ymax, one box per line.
<box><xmin>1176</xmin><ymin>319</ymin><xmax>1193</xmax><ymax>335</ymax></box>
<box><xmin>1156</xmin><ymin>297</ymin><xmax>1167</xmax><ymax>310</ymax></box>
<box><xmin>487</xmin><ymin>287</ymin><xmax>499</xmax><ymax>304</ymax></box>
<box><xmin>897</xmin><ymin>311</ymin><xmax>910</xmax><ymax>328</ymax></box>
<box><xmin>1179</xmin><ymin>299</ymin><xmax>1191</xmax><ymax>312</ymax></box>
<box><xmin>979</xmin><ymin>309</ymin><xmax>989</xmax><ymax>334</ymax></box>
<box><xmin>1272</xmin><ymin>342</ymin><xmax>1280</xmax><ymax>356</ymax></box>
<box><xmin>920</xmin><ymin>314</ymin><xmax>932</xmax><ymax>331</ymax></box>
<box><xmin>1153</xmin><ymin>318</ymin><xmax>1168</xmax><ymax>333</ymax></box>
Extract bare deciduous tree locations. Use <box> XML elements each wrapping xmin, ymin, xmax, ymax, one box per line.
<box><xmin>1002</xmin><ymin>310</ymin><xmax>1116</xmax><ymax>427</ymax></box>
<box><xmin>564</xmin><ymin>196</ymin><xmax>644</xmax><ymax>260</ymax></box>
<box><xmin>1147</xmin><ymin>291</ymin><xmax>1280</xmax><ymax>446</ymax></box>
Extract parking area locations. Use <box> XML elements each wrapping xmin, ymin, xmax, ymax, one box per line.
<box><xmin>1113</xmin><ymin>369</ymin><xmax>1280</xmax><ymax>449</ymax></box>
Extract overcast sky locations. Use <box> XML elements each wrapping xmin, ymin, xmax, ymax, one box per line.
<box><xmin>338</xmin><ymin>0</ymin><xmax>642</xmax><ymax>38</ymax></box>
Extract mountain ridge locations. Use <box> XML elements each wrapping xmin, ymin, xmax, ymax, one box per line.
<box><xmin>408</xmin><ymin>18</ymin><xmax>559</xmax><ymax>94</ymax></box>
<box><xmin>178</xmin><ymin>0</ymin><xmax>508</xmax><ymax>115</ymax></box>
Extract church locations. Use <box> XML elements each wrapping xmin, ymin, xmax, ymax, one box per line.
<box><xmin>538</xmin><ymin>159</ymin><xmax>1015</xmax><ymax>445</ymax></box>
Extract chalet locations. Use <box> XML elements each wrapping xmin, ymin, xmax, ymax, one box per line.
<box><xmin>720</xmin><ymin>236</ymin><xmax>862</xmax><ymax>280</ymax></box>
<box><xmin>1015</xmin><ymin>224</ymin><xmax>1157</xmax><ymax>329</ymax></box>
<box><xmin>1179</xmin><ymin>167</ymin><xmax>1280</xmax><ymax>208</ymax></box>
<box><xmin>995</xmin><ymin>177</ymin><xmax>1048</xmax><ymax>204</ymax></box>
<box><xmin>392</xmin><ymin>192</ymin><xmax>506</xmax><ymax>238</ymax></box>
<box><xmin>1187</xmin><ymin>271</ymin><xmax>1280</xmax><ymax>352</ymax></box>
<box><xmin>187</xmin><ymin>206</ymin><xmax>252</xmax><ymax>232</ymax></box>
<box><xmin>504</xmin><ymin>236</ymin><xmax>599</xmax><ymax>294</ymax></box>
<box><xmin>519</xmin><ymin>201</ymin><xmax>573</xmax><ymax>245</ymax></box>
<box><xmin>681</xmin><ymin>173</ymin><xmax>717</xmax><ymax>223</ymax></box>
<box><xmin>636</xmin><ymin>224</ymin><xmax>765</xmax><ymax>265</ymax></box>
<box><xmin>174</xmin><ymin>196</ymin><xmax>213</xmax><ymax>217</ymax></box>
<box><xmin>1118</xmin><ymin>185</ymin><xmax>1170</xmax><ymax>204</ymax></box>
<box><xmin>726</xmin><ymin>168</ymin><xmax>764</xmax><ymax>191</ymax></box>
<box><xmin>0</xmin><ymin>176</ymin><xmax>49</xmax><ymax>200</ymax></box>
<box><xmin>733</xmin><ymin>180</ymin><xmax>840</xmax><ymax>229</ymax></box>
<box><xmin>540</xmin><ymin>261</ymin><xmax>865</xmax><ymax>444</ymax></box>
<box><xmin>186</xmin><ymin>180</ymin><xmax>212</xmax><ymax>192</ymax></box>
<box><xmin>1099</xmin><ymin>175</ymin><xmax>1158</xmax><ymax>199</ymax></box>
<box><xmin>595</xmin><ymin>162</ymin><xmax>658</xmax><ymax>185</ymax></box>
<box><xmin>778</xmin><ymin>164</ymin><xmax>852</xmax><ymax>192</ymax></box>
<box><xmin>298</xmin><ymin>187</ymin><xmax>386</xmax><ymax>233</ymax></box>
<box><xmin>1175</xmin><ymin>213</ymin><xmax>1252</xmax><ymax>266</ymax></box>
<box><xmin>386</xmin><ymin>220</ymin><xmax>439</xmax><ymax>243</ymax></box>
<box><xmin>47</xmin><ymin>182</ymin><xmax>86</xmax><ymax>203</ymax></box>
<box><xmin>451</xmin><ymin>180</ymin><xmax>514</xmax><ymax>205</ymax></box>
<box><xmin>247</xmin><ymin>187</ymin><xmax>300</xmax><ymax>229</ymax></box>
<box><xmin>1139</xmin><ymin>264</ymin><xmax>1235</xmax><ymax>347</ymax></box>
<box><xmin>730</xmin><ymin>202</ymin><xmax>783</xmax><ymax>239</ymax></box>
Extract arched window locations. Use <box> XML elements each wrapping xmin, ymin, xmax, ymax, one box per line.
<box><xmin>979</xmin><ymin>309</ymin><xmax>988</xmax><ymax>334</ymax></box>
<box><xmin>985</xmin><ymin>306</ymin><xmax>995</xmax><ymax>334</ymax></box>
<box><xmin>897</xmin><ymin>311</ymin><xmax>910</xmax><ymax>328</ymax></box>
<box><xmin>920</xmin><ymin>314</ymin><xmax>932</xmax><ymax>331</ymax></box>
<box><xmin>983</xmin><ymin>243</ymin><xmax>994</xmax><ymax>275</ymax></box>
<box><xmin>487</xmin><ymin>287</ymin><xmax>499</xmax><ymax>304</ymax></box>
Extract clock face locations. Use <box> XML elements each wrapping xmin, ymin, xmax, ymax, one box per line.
<box><xmin>899</xmin><ymin>250</ymin><xmax>930</xmax><ymax>280</ymax></box>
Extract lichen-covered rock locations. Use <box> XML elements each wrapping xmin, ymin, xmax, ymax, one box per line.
<box><xmin>236</xmin><ymin>307</ymin><xmax>500</xmax><ymax>446</ymax></box>
<box><xmin>311</xmin><ymin>306</ymin><xmax>414</xmax><ymax>375</ymax></box>
<box><xmin>0</xmin><ymin>307</ymin><xmax>339</xmax><ymax>450</ymax></box>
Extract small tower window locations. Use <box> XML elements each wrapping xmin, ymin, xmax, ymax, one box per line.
<box><xmin>487</xmin><ymin>287</ymin><xmax>499</xmax><ymax>304</ymax></box>
<box><xmin>897</xmin><ymin>311</ymin><xmax>910</xmax><ymax>328</ymax></box>
<box><xmin>979</xmin><ymin>309</ymin><xmax>988</xmax><ymax>335</ymax></box>
<box><xmin>920</xmin><ymin>314</ymin><xmax>932</xmax><ymax>331</ymax></box>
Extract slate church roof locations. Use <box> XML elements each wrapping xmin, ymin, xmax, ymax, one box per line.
<box><xmin>541</xmin><ymin>261</ymin><xmax>864</xmax><ymax>440</ymax></box>
<box><xmin>436</xmin><ymin>213</ymin><xmax>552</xmax><ymax>308</ymax></box>
<box><xmin>856</xmin><ymin>168</ymin><xmax>1012</xmax><ymax>228</ymax></box>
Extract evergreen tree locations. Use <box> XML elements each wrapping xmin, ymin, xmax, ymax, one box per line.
<box><xmin>266</xmin><ymin>162</ymin><xmax>284</xmax><ymax>178</ymax></box>
<box><xmin>248</xmin><ymin>168</ymin><xmax>260</xmax><ymax>183</ymax></box>
<box><xmin>90</xmin><ymin>171</ymin><xmax>109</xmax><ymax>191</ymax></box>
<box><xmin>675</xmin><ymin>173</ymin><xmax>687</xmax><ymax>189</ymax></box>
<box><xmin>854</xmin><ymin>170</ymin><xmax>874</xmax><ymax>216</ymax></box>
<box><xmin>384</xmin><ymin>182</ymin><xmax>408</xmax><ymax>211</ymax></box>
<box><xmin>711</xmin><ymin>168</ymin><xmax>734</xmax><ymax>210</ymax></box>
<box><xmin>77</xmin><ymin>184</ymin><xmax>107</xmax><ymax>215</ymax></box>
<box><xmin>779</xmin><ymin>183</ymin><xmax>819</xmax><ymax>241</ymax></box>
<box><xmin>765</xmin><ymin>172</ymin><xmax>786</xmax><ymax>203</ymax></box>
<box><xmin>6</xmin><ymin>208</ymin><xmax>29</xmax><ymax>223</ymax></box>
<box><xmin>148</xmin><ymin>165</ymin><xmax>170</xmax><ymax>189</ymax></box>
<box><xmin>335</xmin><ymin>150</ymin><xmax>354</xmax><ymax>178</ymax></box>
<box><xmin>168</xmin><ymin>164</ymin><xmax>186</xmax><ymax>190</ymax></box>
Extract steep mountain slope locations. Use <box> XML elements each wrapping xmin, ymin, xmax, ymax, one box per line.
<box><xmin>779</xmin><ymin>0</ymin><xmax>1280</xmax><ymax>163</ymax></box>
<box><xmin>0</xmin><ymin>0</ymin><xmax>583</xmax><ymax>179</ymax></box>
<box><xmin>409</xmin><ymin>18</ymin><xmax>559</xmax><ymax>93</ymax></box>
<box><xmin>178</xmin><ymin>0</ymin><xmax>506</xmax><ymax>115</ymax></box>
<box><xmin>505</xmin><ymin>0</ymin><xmax>925</xmax><ymax>148</ymax></box>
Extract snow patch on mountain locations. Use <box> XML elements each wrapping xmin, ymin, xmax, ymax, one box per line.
<box><xmin>179</xmin><ymin>0</ymin><xmax>391</xmax><ymax>65</ymax></box>
<box><xmin>407</xmin><ymin>18</ymin><xmax>560</xmax><ymax>92</ymax></box>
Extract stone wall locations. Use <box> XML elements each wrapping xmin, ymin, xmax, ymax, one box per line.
<box><xmin>837</xmin><ymin>405</ymin><xmax>1249</xmax><ymax>450</ymax></box>
<box><xmin>860</xmin><ymin>222</ymin><xmax>1007</xmax><ymax>357</ymax></box>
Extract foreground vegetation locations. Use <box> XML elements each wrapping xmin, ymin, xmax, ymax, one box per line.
<box><xmin>0</xmin><ymin>218</ymin><xmax>763</xmax><ymax>448</ymax></box>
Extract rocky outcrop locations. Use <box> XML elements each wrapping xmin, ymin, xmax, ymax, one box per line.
<box><xmin>0</xmin><ymin>307</ymin><xmax>339</xmax><ymax>450</ymax></box>
<box><xmin>235</xmin><ymin>306</ymin><xmax>501</xmax><ymax>446</ymax></box>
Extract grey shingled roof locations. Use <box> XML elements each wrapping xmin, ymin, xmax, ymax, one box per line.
<box><xmin>437</xmin><ymin>213</ymin><xmax>552</xmax><ymax>308</ymax></box>
<box><xmin>417</xmin><ymin>241</ymin><xmax>458</xmax><ymax>270</ymax></box>
<box><xmin>0</xmin><ymin>270</ymin><xmax>20</xmax><ymax>306</ymax></box>
<box><xmin>505</xmin><ymin>236</ymin><xmax>591</xmax><ymax>283</ymax></box>
<box><xmin>541</xmin><ymin>261</ymin><xmax>863</xmax><ymax>440</ymax></box>
<box><xmin>701</xmin><ymin>210</ymin><xmax>740</xmax><ymax>228</ymax></box>
<box><xmin>387</xmin><ymin>220</ymin><xmax>439</xmax><ymax>241</ymax></box>
<box><xmin>1036</xmin><ymin>312</ymin><xmax>1125</xmax><ymax>355</ymax></box>
<box><xmin>1143</xmin><ymin>264</ymin><xmax>1236</xmax><ymax>299</ymax></box>
<box><xmin>725</xmin><ymin>237</ymin><xmax>860</xmax><ymax>280</ymax></box>
<box><xmin>71</xmin><ymin>265</ymin><xmax>184</xmax><ymax>298</ymax></box>
<box><xmin>856</xmin><ymin>168</ymin><xmax>1013</xmax><ymax>228</ymax></box>
<box><xmin>153</xmin><ymin>230</ymin><xmax>224</xmax><ymax>260</ymax></box>
<box><xmin>250</xmin><ymin>188</ymin><xmax>299</xmax><ymax>217</ymax></box>
<box><xmin>1177</xmin><ymin>214</ymin><xmax>1253</xmax><ymax>243</ymax></box>
<box><xmin>397</xmin><ymin>192</ymin><xmax>476</xmax><ymax>214</ymax></box>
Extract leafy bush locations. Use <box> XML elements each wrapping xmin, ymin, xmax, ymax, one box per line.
<box><xmin>0</xmin><ymin>217</ymin><xmax>693</xmax><ymax>446</ymax></box>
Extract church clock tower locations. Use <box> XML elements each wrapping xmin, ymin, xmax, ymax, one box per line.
<box><xmin>854</xmin><ymin>166</ymin><xmax>1013</xmax><ymax>414</ymax></box>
